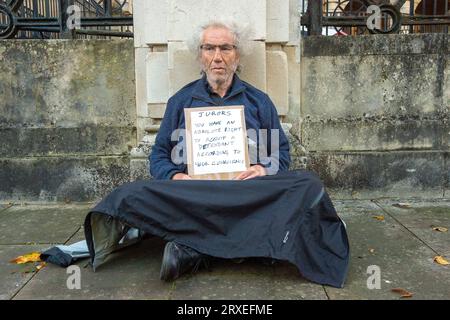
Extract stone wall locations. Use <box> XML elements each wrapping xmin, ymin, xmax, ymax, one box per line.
<box><xmin>0</xmin><ymin>16</ymin><xmax>448</xmax><ymax>202</ymax></box>
<box><xmin>0</xmin><ymin>40</ymin><xmax>136</xmax><ymax>202</ymax></box>
<box><xmin>298</xmin><ymin>33</ymin><xmax>449</xmax><ymax>198</ymax></box>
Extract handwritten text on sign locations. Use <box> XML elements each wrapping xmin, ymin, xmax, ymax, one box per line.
<box><xmin>189</xmin><ymin>108</ymin><xmax>247</xmax><ymax>175</ymax></box>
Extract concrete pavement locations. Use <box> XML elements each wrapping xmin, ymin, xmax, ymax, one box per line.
<box><xmin>1</xmin><ymin>199</ymin><xmax>449</xmax><ymax>300</ymax></box>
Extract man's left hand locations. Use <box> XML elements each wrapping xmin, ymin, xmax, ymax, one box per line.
<box><xmin>234</xmin><ymin>165</ymin><xmax>267</xmax><ymax>180</ymax></box>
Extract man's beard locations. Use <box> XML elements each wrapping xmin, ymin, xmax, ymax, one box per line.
<box><xmin>205</xmin><ymin>64</ymin><xmax>237</xmax><ymax>88</ymax></box>
<box><xmin>209</xmin><ymin>75</ymin><xmax>226</xmax><ymax>86</ymax></box>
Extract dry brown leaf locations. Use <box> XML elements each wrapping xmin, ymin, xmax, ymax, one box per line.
<box><xmin>432</xmin><ymin>227</ymin><xmax>448</xmax><ymax>233</ymax></box>
<box><xmin>392</xmin><ymin>203</ymin><xmax>412</xmax><ymax>209</ymax></box>
<box><xmin>391</xmin><ymin>288</ymin><xmax>413</xmax><ymax>298</ymax></box>
<box><xmin>434</xmin><ymin>256</ymin><xmax>450</xmax><ymax>265</ymax></box>
<box><xmin>373</xmin><ymin>215</ymin><xmax>385</xmax><ymax>221</ymax></box>
<box><xmin>36</xmin><ymin>262</ymin><xmax>46</xmax><ymax>271</ymax></box>
<box><xmin>10</xmin><ymin>252</ymin><xmax>41</xmax><ymax>264</ymax></box>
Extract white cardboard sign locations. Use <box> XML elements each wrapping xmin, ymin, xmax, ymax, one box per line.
<box><xmin>184</xmin><ymin>106</ymin><xmax>249</xmax><ymax>179</ymax></box>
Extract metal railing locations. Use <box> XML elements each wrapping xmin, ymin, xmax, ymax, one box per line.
<box><xmin>0</xmin><ymin>0</ymin><xmax>133</xmax><ymax>39</ymax></box>
<box><xmin>301</xmin><ymin>0</ymin><xmax>450</xmax><ymax>36</ymax></box>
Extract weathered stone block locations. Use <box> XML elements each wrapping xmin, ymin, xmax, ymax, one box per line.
<box><xmin>167</xmin><ymin>0</ymin><xmax>267</xmax><ymax>41</ymax></box>
<box><xmin>0</xmin><ymin>126</ymin><xmax>135</xmax><ymax>157</ymax></box>
<box><xmin>137</xmin><ymin>117</ymin><xmax>153</xmax><ymax>143</ymax></box>
<box><xmin>266</xmin><ymin>50</ymin><xmax>289</xmax><ymax>115</ymax></box>
<box><xmin>302</xmin><ymin>120</ymin><xmax>444</xmax><ymax>152</ymax></box>
<box><xmin>288</xmin><ymin>0</ymin><xmax>301</xmax><ymax>45</ymax></box>
<box><xmin>149</xmin><ymin>103</ymin><xmax>167</xmax><ymax>119</ymax></box>
<box><xmin>308</xmin><ymin>151</ymin><xmax>445</xmax><ymax>198</ymax></box>
<box><xmin>285</xmin><ymin>45</ymin><xmax>301</xmax><ymax>119</ymax></box>
<box><xmin>133</xmin><ymin>0</ymin><xmax>168</xmax><ymax>46</ymax></box>
<box><xmin>135</xmin><ymin>47</ymin><xmax>150</xmax><ymax>118</ymax></box>
<box><xmin>0</xmin><ymin>157</ymin><xmax>131</xmax><ymax>202</ymax></box>
<box><xmin>130</xmin><ymin>158</ymin><xmax>151</xmax><ymax>181</ymax></box>
<box><xmin>445</xmin><ymin>153</ymin><xmax>450</xmax><ymax>197</ymax></box>
<box><xmin>302</xmin><ymin>33</ymin><xmax>447</xmax><ymax>57</ymax></box>
<box><xmin>267</xmin><ymin>0</ymin><xmax>289</xmax><ymax>43</ymax></box>
<box><xmin>0</xmin><ymin>40</ymin><xmax>136</xmax><ymax>127</ymax></box>
<box><xmin>444</xmin><ymin>53</ymin><xmax>450</xmax><ymax>116</ymax></box>
<box><xmin>443</xmin><ymin>121</ymin><xmax>450</xmax><ymax>149</ymax></box>
<box><xmin>146</xmin><ymin>52</ymin><xmax>169</xmax><ymax>103</ymax></box>
<box><xmin>239</xmin><ymin>41</ymin><xmax>267</xmax><ymax>92</ymax></box>
<box><xmin>168</xmin><ymin>42</ymin><xmax>201</xmax><ymax>96</ymax></box>
<box><xmin>132</xmin><ymin>0</ymin><xmax>146</xmax><ymax>47</ymax></box>
<box><xmin>301</xmin><ymin>54</ymin><xmax>445</xmax><ymax>120</ymax></box>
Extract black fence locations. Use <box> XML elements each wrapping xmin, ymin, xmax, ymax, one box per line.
<box><xmin>3</xmin><ymin>0</ymin><xmax>449</xmax><ymax>39</ymax></box>
<box><xmin>301</xmin><ymin>0</ymin><xmax>450</xmax><ymax>36</ymax></box>
<box><xmin>0</xmin><ymin>0</ymin><xmax>133</xmax><ymax>39</ymax></box>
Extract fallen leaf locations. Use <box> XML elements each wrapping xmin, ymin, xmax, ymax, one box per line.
<box><xmin>10</xmin><ymin>252</ymin><xmax>41</xmax><ymax>264</ymax></box>
<box><xmin>373</xmin><ymin>215</ymin><xmax>385</xmax><ymax>221</ymax></box>
<box><xmin>392</xmin><ymin>203</ymin><xmax>412</xmax><ymax>209</ymax></box>
<box><xmin>391</xmin><ymin>288</ymin><xmax>413</xmax><ymax>298</ymax></box>
<box><xmin>434</xmin><ymin>256</ymin><xmax>450</xmax><ymax>265</ymax></box>
<box><xmin>36</xmin><ymin>262</ymin><xmax>46</xmax><ymax>271</ymax></box>
<box><xmin>432</xmin><ymin>227</ymin><xmax>448</xmax><ymax>233</ymax></box>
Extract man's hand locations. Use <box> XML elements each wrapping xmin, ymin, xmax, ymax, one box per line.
<box><xmin>234</xmin><ymin>165</ymin><xmax>267</xmax><ymax>180</ymax></box>
<box><xmin>172</xmin><ymin>173</ymin><xmax>192</xmax><ymax>180</ymax></box>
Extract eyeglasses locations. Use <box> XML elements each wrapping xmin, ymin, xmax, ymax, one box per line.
<box><xmin>200</xmin><ymin>44</ymin><xmax>237</xmax><ymax>55</ymax></box>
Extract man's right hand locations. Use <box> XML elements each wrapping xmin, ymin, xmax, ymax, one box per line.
<box><xmin>171</xmin><ymin>173</ymin><xmax>192</xmax><ymax>180</ymax></box>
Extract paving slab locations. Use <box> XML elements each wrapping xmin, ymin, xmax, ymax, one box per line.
<box><xmin>66</xmin><ymin>226</ymin><xmax>86</xmax><ymax>244</ymax></box>
<box><xmin>16</xmin><ymin>237</ymin><xmax>327</xmax><ymax>299</ymax></box>
<box><xmin>171</xmin><ymin>258</ymin><xmax>327</xmax><ymax>300</ymax></box>
<box><xmin>374</xmin><ymin>200</ymin><xmax>450</xmax><ymax>256</ymax></box>
<box><xmin>14</xmin><ymin>238</ymin><xmax>172</xmax><ymax>300</ymax></box>
<box><xmin>271</xmin><ymin>262</ymin><xmax>328</xmax><ymax>300</ymax></box>
<box><xmin>0</xmin><ymin>245</ymin><xmax>48</xmax><ymax>300</ymax></box>
<box><xmin>0</xmin><ymin>204</ymin><xmax>91</xmax><ymax>245</ymax></box>
<box><xmin>6</xmin><ymin>200</ymin><xmax>450</xmax><ymax>300</ymax></box>
<box><xmin>0</xmin><ymin>203</ymin><xmax>14</xmax><ymax>212</ymax></box>
<box><xmin>171</xmin><ymin>259</ymin><xmax>276</xmax><ymax>300</ymax></box>
<box><xmin>327</xmin><ymin>200</ymin><xmax>450</xmax><ymax>300</ymax></box>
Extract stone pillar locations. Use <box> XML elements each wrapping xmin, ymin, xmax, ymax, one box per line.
<box><xmin>131</xmin><ymin>0</ymin><xmax>303</xmax><ymax>177</ymax></box>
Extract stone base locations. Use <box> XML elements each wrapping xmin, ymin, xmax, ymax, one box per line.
<box><xmin>308</xmin><ymin>151</ymin><xmax>447</xmax><ymax>199</ymax></box>
<box><xmin>0</xmin><ymin>156</ymin><xmax>131</xmax><ymax>202</ymax></box>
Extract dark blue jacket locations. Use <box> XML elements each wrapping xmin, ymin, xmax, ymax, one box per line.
<box><xmin>149</xmin><ymin>75</ymin><xmax>290</xmax><ymax>180</ymax></box>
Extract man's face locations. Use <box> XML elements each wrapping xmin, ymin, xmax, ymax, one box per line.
<box><xmin>200</xmin><ymin>27</ymin><xmax>240</xmax><ymax>87</ymax></box>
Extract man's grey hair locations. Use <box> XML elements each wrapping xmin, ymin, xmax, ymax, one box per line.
<box><xmin>188</xmin><ymin>19</ymin><xmax>252</xmax><ymax>73</ymax></box>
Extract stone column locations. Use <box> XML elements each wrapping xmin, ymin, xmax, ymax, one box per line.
<box><xmin>131</xmin><ymin>0</ymin><xmax>303</xmax><ymax>178</ymax></box>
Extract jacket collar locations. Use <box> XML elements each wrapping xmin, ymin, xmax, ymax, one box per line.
<box><xmin>191</xmin><ymin>74</ymin><xmax>246</xmax><ymax>104</ymax></box>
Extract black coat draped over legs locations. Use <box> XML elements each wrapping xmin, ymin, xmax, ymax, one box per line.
<box><xmin>84</xmin><ymin>170</ymin><xmax>350</xmax><ymax>288</ymax></box>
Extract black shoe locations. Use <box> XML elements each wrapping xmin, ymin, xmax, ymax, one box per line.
<box><xmin>160</xmin><ymin>241</ymin><xmax>209</xmax><ymax>281</ymax></box>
